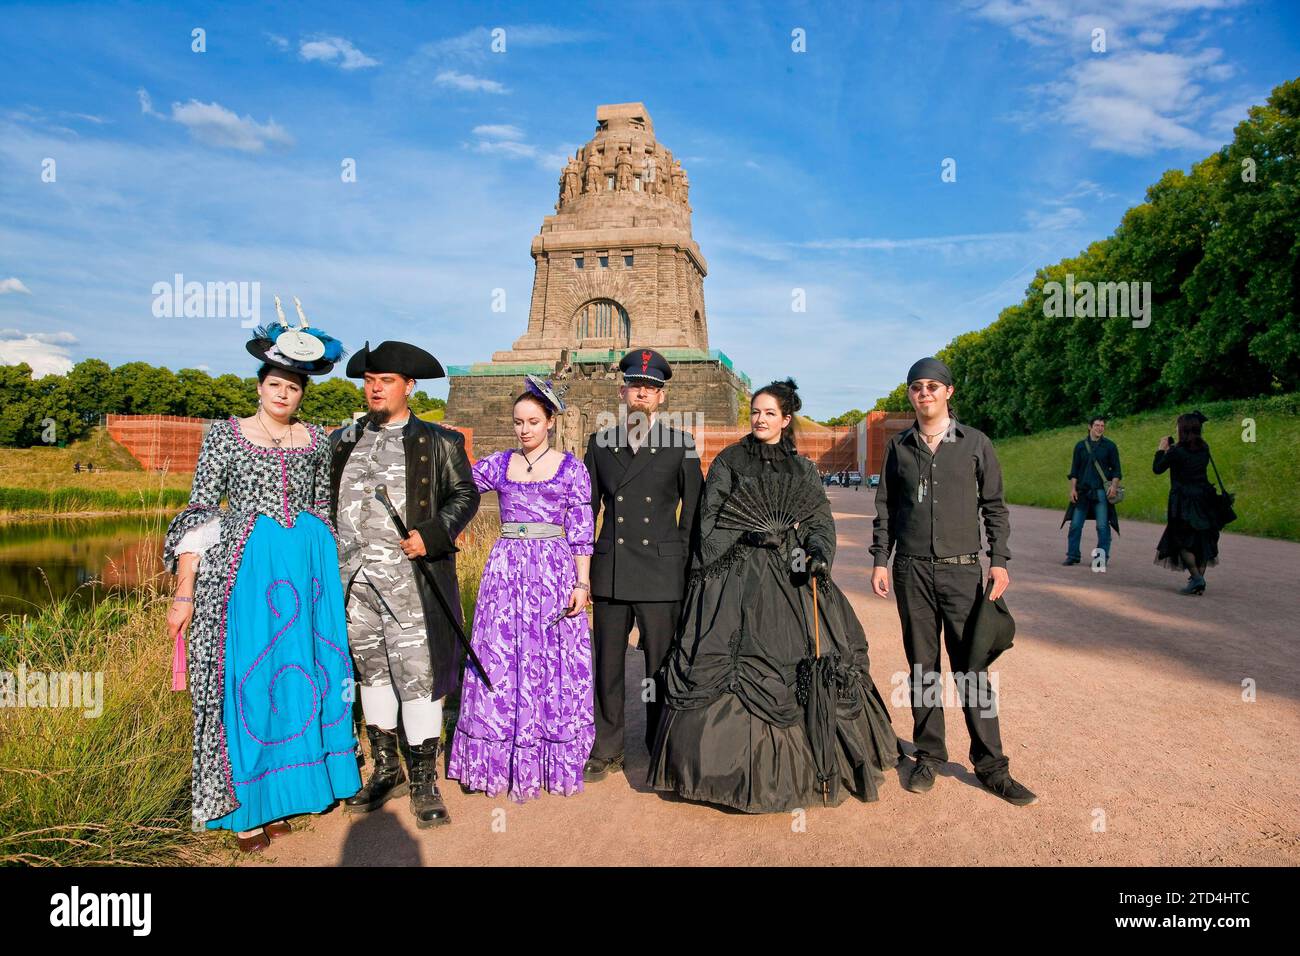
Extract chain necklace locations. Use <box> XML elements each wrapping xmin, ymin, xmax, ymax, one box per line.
<box><xmin>257</xmin><ymin>406</ymin><xmax>295</xmax><ymax>449</ymax></box>
<box><xmin>520</xmin><ymin>445</ymin><xmax>550</xmax><ymax>473</ymax></box>
<box><xmin>919</xmin><ymin>419</ymin><xmax>951</xmax><ymax>442</ymax></box>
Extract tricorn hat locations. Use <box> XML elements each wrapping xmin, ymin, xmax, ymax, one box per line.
<box><xmin>246</xmin><ymin>296</ymin><xmax>345</xmax><ymax>376</ymax></box>
<box><xmin>346</xmin><ymin>341</ymin><xmax>445</xmax><ymax>379</ymax></box>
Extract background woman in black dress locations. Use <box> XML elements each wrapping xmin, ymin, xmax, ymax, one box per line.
<box><xmin>1153</xmin><ymin>412</ymin><xmax>1221</xmax><ymax>595</ymax></box>
<box><xmin>648</xmin><ymin>379</ymin><xmax>897</xmax><ymax>813</ymax></box>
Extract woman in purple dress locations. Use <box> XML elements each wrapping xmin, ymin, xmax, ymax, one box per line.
<box><xmin>447</xmin><ymin>376</ymin><xmax>596</xmax><ymax>802</ymax></box>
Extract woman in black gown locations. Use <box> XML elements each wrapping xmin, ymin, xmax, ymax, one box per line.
<box><xmin>1153</xmin><ymin>412</ymin><xmax>1222</xmax><ymax>595</ymax></box>
<box><xmin>648</xmin><ymin>379</ymin><xmax>898</xmax><ymax>813</ymax></box>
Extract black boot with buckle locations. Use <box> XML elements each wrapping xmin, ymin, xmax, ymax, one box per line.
<box><xmin>344</xmin><ymin>725</ymin><xmax>408</xmax><ymax>814</ymax></box>
<box><xmin>405</xmin><ymin>736</ymin><xmax>451</xmax><ymax>829</ymax></box>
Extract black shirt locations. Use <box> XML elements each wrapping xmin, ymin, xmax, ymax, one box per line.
<box><xmin>1069</xmin><ymin>436</ymin><xmax>1122</xmax><ymax>492</ymax></box>
<box><xmin>870</xmin><ymin>420</ymin><xmax>1011</xmax><ymax>568</ymax></box>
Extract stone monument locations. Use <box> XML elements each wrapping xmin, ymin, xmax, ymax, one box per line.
<box><xmin>446</xmin><ymin>102</ymin><xmax>750</xmax><ymax>456</ymax></box>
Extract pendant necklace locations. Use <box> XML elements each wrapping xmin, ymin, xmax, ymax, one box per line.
<box><xmin>521</xmin><ymin>446</ymin><xmax>550</xmax><ymax>473</ymax></box>
<box><xmin>258</xmin><ymin>407</ymin><xmax>294</xmax><ymax>449</ymax></box>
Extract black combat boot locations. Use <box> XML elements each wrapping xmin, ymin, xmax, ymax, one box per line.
<box><xmin>405</xmin><ymin>737</ymin><xmax>451</xmax><ymax>829</ymax></box>
<box><xmin>344</xmin><ymin>725</ymin><xmax>408</xmax><ymax>814</ymax></box>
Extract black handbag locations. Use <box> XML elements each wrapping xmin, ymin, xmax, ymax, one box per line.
<box><xmin>1207</xmin><ymin>452</ymin><xmax>1237</xmax><ymax>527</ymax></box>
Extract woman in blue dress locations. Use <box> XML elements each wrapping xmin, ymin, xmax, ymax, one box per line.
<box><xmin>164</xmin><ymin>307</ymin><xmax>360</xmax><ymax>852</ymax></box>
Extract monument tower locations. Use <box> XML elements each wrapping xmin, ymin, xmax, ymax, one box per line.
<box><xmin>446</xmin><ymin>102</ymin><xmax>750</xmax><ymax>456</ymax></box>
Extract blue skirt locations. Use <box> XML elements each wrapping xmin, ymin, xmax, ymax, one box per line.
<box><xmin>207</xmin><ymin>512</ymin><xmax>361</xmax><ymax>831</ymax></box>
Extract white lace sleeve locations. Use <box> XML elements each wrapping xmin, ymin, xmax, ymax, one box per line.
<box><xmin>175</xmin><ymin>515</ymin><xmax>221</xmax><ymax>558</ymax></box>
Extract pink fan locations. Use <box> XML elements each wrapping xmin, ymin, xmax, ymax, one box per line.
<box><xmin>171</xmin><ymin>630</ymin><xmax>187</xmax><ymax>692</ymax></box>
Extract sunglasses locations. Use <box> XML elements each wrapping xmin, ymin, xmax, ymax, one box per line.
<box><xmin>908</xmin><ymin>381</ymin><xmax>949</xmax><ymax>395</ymax></box>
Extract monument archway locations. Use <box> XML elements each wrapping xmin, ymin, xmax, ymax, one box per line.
<box><xmin>573</xmin><ymin>298</ymin><xmax>630</xmax><ymax>348</ymax></box>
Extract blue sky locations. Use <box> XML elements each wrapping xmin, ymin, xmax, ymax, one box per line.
<box><xmin>1</xmin><ymin>0</ymin><xmax>1296</xmax><ymax>418</ymax></box>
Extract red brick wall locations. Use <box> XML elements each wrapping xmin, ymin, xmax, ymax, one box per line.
<box><xmin>106</xmin><ymin>414</ymin><xmax>209</xmax><ymax>472</ymax></box>
<box><xmin>106</xmin><ymin>414</ymin><xmax>476</xmax><ymax>473</ymax></box>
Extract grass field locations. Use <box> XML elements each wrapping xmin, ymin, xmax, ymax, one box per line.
<box><xmin>0</xmin><ymin>428</ymin><xmax>192</xmax><ymax>516</ymax></box>
<box><xmin>993</xmin><ymin>393</ymin><xmax>1300</xmax><ymax>541</ymax></box>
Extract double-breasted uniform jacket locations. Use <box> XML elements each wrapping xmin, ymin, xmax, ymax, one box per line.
<box><xmin>584</xmin><ymin>418</ymin><xmax>704</xmax><ymax>603</ymax></box>
<box><xmin>329</xmin><ymin>413</ymin><xmax>480</xmax><ymax>701</ymax></box>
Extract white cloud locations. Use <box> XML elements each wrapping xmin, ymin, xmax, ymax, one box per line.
<box><xmin>472</xmin><ymin>124</ymin><xmax>524</xmax><ymax>140</ymax></box>
<box><xmin>0</xmin><ymin>277</ymin><xmax>32</xmax><ymax>295</ymax></box>
<box><xmin>970</xmin><ymin>1</ymin><xmax>1245</xmax><ymax>155</ymax></box>
<box><xmin>266</xmin><ymin>33</ymin><xmax>290</xmax><ymax>51</ymax></box>
<box><xmin>436</xmin><ymin>70</ymin><xmax>507</xmax><ymax>94</ymax></box>
<box><xmin>1025</xmin><ymin>205</ymin><xmax>1085</xmax><ymax>230</ymax></box>
<box><xmin>137</xmin><ymin>88</ymin><xmax>158</xmax><ymax>116</ymax></box>
<box><xmin>421</xmin><ymin>25</ymin><xmax>598</xmax><ymax>63</ymax></box>
<box><xmin>1055</xmin><ymin>49</ymin><xmax>1226</xmax><ymax>154</ymax></box>
<box><xmin>299</xmin><ymin>36</ymin><xmax>380</xmax><ymax>70</ymax></box>
<box><xmin>0</xmin><ymin>328</ymin><xmax>76</xmax><ymax>376</ymax></box>
<box><xmin>169</xmin><ymin>99</ymin><xmax>294</xmax><ymax>152</ymax></box>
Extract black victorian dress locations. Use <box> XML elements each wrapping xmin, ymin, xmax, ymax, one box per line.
<box><xmin>647</xmin><ymin>435</ymin><xmax>898</xmax><ymax>813</ymax></box>
<box><xmin>1153</xmin><ymin>442</ymin><xmax>1222</xmax><ymax>570</ymax></box>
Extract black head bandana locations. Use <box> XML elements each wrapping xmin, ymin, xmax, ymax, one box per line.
<box><xmin>906</xmin><ymin>357</ymin><xmax>952</xmax><ymax>386</ymax></box>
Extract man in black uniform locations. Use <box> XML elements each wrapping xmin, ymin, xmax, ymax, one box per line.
<box><xmin>870</xmin><ymin>356</ymin><xmax>1037</xmax><ymax>806</ymax></box>
<box><xmin>583</xmin><ymin>348</ymin><xmax>703</xmax><ymax>781</ymax></box>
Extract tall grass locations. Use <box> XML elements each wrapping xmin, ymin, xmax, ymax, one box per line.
<box><xmin>0</xmin><ymin>487</ymin><xmax>190</xmax><ymax>516</ymax></box>
<box><xmin>0</xmin><ymin>583</ymin><xmax>219</xmax><ymax>866</ymax></box>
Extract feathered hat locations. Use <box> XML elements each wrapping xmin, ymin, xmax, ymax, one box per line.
<box><xmin>246</xmin><ymin>296</ymin><xmax>345</xmax><ymax>376</ymax></box>
<box><xmin>523</xmin><ymin>374</ymin><xmax>567</xmax><ymax>413</ymax></box>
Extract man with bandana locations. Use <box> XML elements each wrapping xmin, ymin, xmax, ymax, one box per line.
<box><xmin>330</xmin><ymin>341</ymin><xmax>480</xmax><ymax>828</ymax></box>
<box><xmin>870</xmin><ymin>356</ymin><xmax>1036</xmax><ymax>806</ymax></box>
<box><xmin>582</xmin><ymin>348</ymin><xmax>703</xmax><ymax>781</ymax></box>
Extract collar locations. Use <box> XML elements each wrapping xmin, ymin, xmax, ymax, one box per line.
<box><xmin>902</xmin><ymin>419</ymin><xmax>966</xmax><ymax>446</ymax></box>
<box><xmin>742</xmin><ymin>432</ymin><xmax>792</xmax><ymax>460</ymax></box>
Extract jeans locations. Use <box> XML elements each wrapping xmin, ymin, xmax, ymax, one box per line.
<box><xmin>1067</xmin><ymin>487</ymin><xmax>1111</xmax><ymax>561</ymax></box>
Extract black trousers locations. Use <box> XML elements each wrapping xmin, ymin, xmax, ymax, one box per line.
<box><xmin>591</xmin><ymin>599</ymin><xmax>680</xmax><ymax>760</ymax></box>
<box><xmin>893</xmin><ymin>557</ymin><xmax>1009</xmax><ymax>777</ymax></box>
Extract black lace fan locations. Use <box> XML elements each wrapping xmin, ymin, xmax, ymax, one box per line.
<box><xmin>715</xmin><ymin>473</ymin><xmax>824</xmax><ymax>535</ymax></box>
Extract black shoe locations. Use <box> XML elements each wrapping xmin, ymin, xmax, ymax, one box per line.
<box><xmin>1178</xmin><ymin>576</ymin><xmax>1206</xmax><ymax>595</ymax></box>
<box><xmin>405</xmin><ymin>737</ymin><xmax>451</xmax><ymax>829</ymax></box>
<box><xmin>978</xmin><ymin>771</ymin><xmax>1038</xmax><ymax>806</ymax></box>
<box><xmin>583</xmin><ymin>753</ymin><xmax>624</xmax><ymax>782</ymax></box>
<box><xmin>1062</xmin><ymin>557</ymin><xmax>1080</xmax><ymax>566</ymax></box>
<box><xmin>904</xmin><ymin>759</ymin><xmax>936</xmax><ymax>793</ymax></box>
<box><xmin>344</xmin><ymin>725</ymin><xmax>408</xmax><ymax>814</ymax></box>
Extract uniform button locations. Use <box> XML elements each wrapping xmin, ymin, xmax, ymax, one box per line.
<box><xmin>643</xmin><ymin>517</ymin><xmax>649</xmax><ymax>523</ymax></box>
<box><xmin>617</xmin><ymin>516</ymin><xmax>624</xmax><ymax>523</ymax></box>
<box><xmin>419</xmin><ymin>436</ymin><xmax>426</xmax><ymax>443</ymax></box>
<box><xmin>419</xmin><ymin>499</ymin><xmax>427</xmax><ymax>507</ymax></box>
<box><xmin>642</xmin><ymin>539</ymin><xmax>649</xmax><ymax>545</ymax></box>
<box><xmin>650</xmin><ymin>448</ymin><xmax>657</xmax><ymax>454</ymax></box>
<box><xmin>421</xmin><ymin>455</ymin><xmax>428</xmax><ymax>463</ymax></box>
<box><xmin>421</xmin><ymin>477</ymin><xmax>429</xmax><ymax>484</ymax></box>
<box><xmin>617</xmin><ymin>495</ymin><xmax>623</xmax><ymax>501</ymax></box>
<box><xmin>617</xmin><ymin>537</ymin><xmax>624</xmax><ymax>544</ymax></box>
<box><xmin>645</xmin><ymin>496</ymin><xmax>651</xmax><ymax>502</ymax></box>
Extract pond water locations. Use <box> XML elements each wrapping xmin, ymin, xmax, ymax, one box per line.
<box><xmin>0</xmin><ymin>515</ymin><xmax>167</xmax><ymax>616</ymax></box>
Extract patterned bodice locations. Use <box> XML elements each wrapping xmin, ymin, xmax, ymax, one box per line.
<box><xmin>471</xmin><ymin>450</ymin><xmax>595</xmax><ymax>554</ymax></box>
<box><xmin>163</xmin><ymin>417</ymin><xmax>333</xmax><ymax>572</ymax></box>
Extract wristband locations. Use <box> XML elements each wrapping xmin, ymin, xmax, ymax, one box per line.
<box><xmin>173</xmin><ymin>596</ymin><xmax>193</xmax><ymax>604</ymax></box>
<box><xmin>573</xmin><ymin>583</ymin><xmax>590</xmax><ymax>592</ymax></box>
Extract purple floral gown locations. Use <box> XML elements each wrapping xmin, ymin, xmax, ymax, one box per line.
<box><xmin>447</xmin><ymin>450</ymin><xmax>595</xmax><ymax>803</ymax></box>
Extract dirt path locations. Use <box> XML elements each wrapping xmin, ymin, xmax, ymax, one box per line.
<box><xmin>250</xmin><ymin>491</ymin><xmax>1300</xmax><ymax>866</ymax></box>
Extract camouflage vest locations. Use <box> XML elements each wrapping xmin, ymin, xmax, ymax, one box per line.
<box><xmin>338</xmin><ymin>419</ymin><xmax>409</xmax><ymax>566</ymax></box>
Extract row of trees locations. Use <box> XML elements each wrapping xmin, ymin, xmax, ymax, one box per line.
<box><xmin>0</xmin><ymin>359</ymin><xmax>445</xmax><ymax>447</ymax></box>
<box><xmin>872</xmin><ymin>78</ymin><xmax>1299</xmax><ymax>438</ymax></box>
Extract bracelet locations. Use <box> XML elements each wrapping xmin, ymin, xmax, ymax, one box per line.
<box><xmin>573</xmin><ymin>583</ymin><xmax>590</xmax><ymax>592</ymax></box>
<box><xmin>173</xmin><ymin>596</ymin><xmax>193</xmax><ymax>604</ymax></box>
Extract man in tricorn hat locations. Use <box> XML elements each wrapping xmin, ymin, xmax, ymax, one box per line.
<box><xmin>330</xmin><ymin>340</ymin><xmax>480</xmax><ymax>827</ymax></box>
<box><xmin>582</xmin><ymin>348</ymin><xmax>703</xmax><ymax>781</ymax></box>
<box><xmin>870</xmin><ymin>356</ymin><xmax>1036</xmax><ymax>805</ymax></box>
